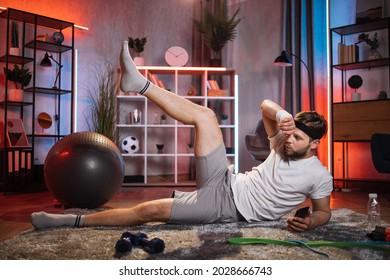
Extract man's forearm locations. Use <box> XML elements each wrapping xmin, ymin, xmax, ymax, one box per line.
<box><xmin>309</xmin><ymin>210</ymin><xmax>331</xmax><ymax>229</ymax></box>
<box><xmin>261</xmin><ymin>99</ymin><xmax>295</xmax><ymax>138</ymax></box>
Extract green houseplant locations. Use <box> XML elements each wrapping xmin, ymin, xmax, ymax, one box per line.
<box><xmin>3</xmin><ymin>64</ymin><xmax>32</xmax><ymax>102</ymax></box>
<box><xmin>194</xmin><ymin>3</ymin><xmax>241</xmax><ymax>66</ymax></box>
<box><xmin>10</xmin><ymin>21</ymin><xmax>21</xmax><ymax>56</ymax></box>
<box><xmin>128</xmin><ymin>37</ymin><xmax>147</xmax><ymax>66</ymax></box>
<box><xmin>87</xmin><ymin>64</ymin><xmax>117</xmax><ymax>142</ymax></box>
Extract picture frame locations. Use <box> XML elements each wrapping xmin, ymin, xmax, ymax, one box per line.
<box><xmin>6</xmin><ymin>118</ymin><xmax>29</xmax><ymax>147</ymax></box>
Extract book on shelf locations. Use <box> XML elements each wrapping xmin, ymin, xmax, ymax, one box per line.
<box><xmin>207</xmin><ymin>80</ymin><xmax>220</xmax><ymax>90</ymax></box>
<box><xmin>338</xmin><ymin>43</ymin><xmax>359</xmax><ymax>64</ymax></box>
<box><xmin>7</xmin><ymin>150</ymin><xmax>32</xmax><ymax>176</ymax></box>
<box><xmin>207</xmin><ymin>79</ymin><xmax>228</xmax><ymax>96</ymax></box>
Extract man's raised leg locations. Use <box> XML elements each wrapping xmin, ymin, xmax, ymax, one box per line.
<box><xmin>120</xmin><ymin>41</ymin><xmax>223</xmax><ymax>156</ymax></box>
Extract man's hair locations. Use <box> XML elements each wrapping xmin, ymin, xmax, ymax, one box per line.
<box><xmin>294</xmin><ymin>111</ymin><xmax>327</xmax><ymax>140</ymax></box>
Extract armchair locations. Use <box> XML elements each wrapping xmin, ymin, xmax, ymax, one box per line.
<box><xmin>245</xmin><ymin>119</ymin><xmax>270</xmax><ymax>161</ymax></box>
<box><xmin>371</xmin><ymin>133</ymin><xmax>390</xmax><ymax>173</ymax></box>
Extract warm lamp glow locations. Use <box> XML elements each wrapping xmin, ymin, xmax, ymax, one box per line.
<box><xmin>74</xmin><ymin>24</ymin><xmax>89</xmax><ymax>31</ymax></box>
<box><xmin>137</xmin><ymin>66</ymin><xmax>227</xmax><ymax>71</ymax></box>
<box><xmin>0</xmin><ymin>7</ymin><xmax>88</xmax><ymax>31</ymax></box>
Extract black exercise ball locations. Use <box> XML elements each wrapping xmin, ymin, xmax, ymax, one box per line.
<box><xmin>44</xmin><ymin>132</ymin><xmax>124</xmax><ymax>208</ymax></box>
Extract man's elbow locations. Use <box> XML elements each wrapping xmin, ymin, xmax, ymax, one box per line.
<box><xmin>260</xmin><ymin>99</ymin><xmax>272</xmax><ymax>111</ymax></box>
<box><xmin>325</xmin><ymin>210</ymin><xmax>332</xmax><ymax>224</ymax></box>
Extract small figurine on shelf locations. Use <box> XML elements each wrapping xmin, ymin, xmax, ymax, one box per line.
<box><xmin>133</xmin><ymin>109</ymin><xmax>142</xmax><ymax>124</ymax></box>
<box><xmin>187</xmin><ymin>85</ymin><xmax>198</xmax><ymax>96</ymax></box>
<box><xmin>153</xmin><ymin>113</ymin><xmax>160</xmax><ymax>125</ymax></box>
<box><xmin>378</xmin><ymin>90</ymin><xmax>388</xmax><ymax>100</ymax></box>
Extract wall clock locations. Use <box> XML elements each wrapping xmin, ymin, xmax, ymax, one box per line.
<box><xmin>164</xmin><ymin>46</ymin><xmax>189</xmax><ymax>67</ymax></box>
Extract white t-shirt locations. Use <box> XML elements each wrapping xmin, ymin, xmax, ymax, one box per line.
<box><xmin>230</xmin><ymin>131</ymin><xmax>333</xmax><ymax>222</ymax></box>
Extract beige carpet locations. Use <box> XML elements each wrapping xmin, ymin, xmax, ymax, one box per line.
<box><xmin>0</xmin><ymin>208</ymin><xmax>389</xmax><ymax>260</ymax></box>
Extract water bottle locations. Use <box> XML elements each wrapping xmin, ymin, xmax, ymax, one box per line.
<box><xmin>367</xmin><ymin>193</ymin><xmax>381</xmax><ymax>232</ymax></box>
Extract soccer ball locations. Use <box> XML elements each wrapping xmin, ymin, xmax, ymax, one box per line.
<box><xmin>121</xmin><ymin>136</ymin><xmax>140</xmax><ymax>154</ymax></box>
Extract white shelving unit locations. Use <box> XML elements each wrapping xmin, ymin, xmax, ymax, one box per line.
<box><xmin>116</xmin><ymin>66</ymin><xmax>238</xmax><ymax>186</ymax></box>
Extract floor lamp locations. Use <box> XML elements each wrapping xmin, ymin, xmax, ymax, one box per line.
<box><xmin>274</xmin><ymin>50</ymin><xmax>314</xmax><ymax>111</ymax></box>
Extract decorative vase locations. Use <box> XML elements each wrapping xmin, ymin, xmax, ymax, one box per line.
<box><xmin>9</xmin><ymin>47</ymin><xmax>21</xmax><ymax>56</ymax></box>
<box><xmin>351</xmin><ymin>92</ymin><xmax>361</xmax><ymax>101</ymax></box>
<box><xmin>8</xmin><ymin>88</ymin><xmax>24</xmax><ymax>102</ymax></box>
<box><xmin>134</xmin><ymin>56</ymin><xmax>145</xmax><ymax>66</ymax></box>
<box><xmin>368</xmin><ymin>49</ymin><xmax>381</xmax><ymax>60</ymax></box>
<box><xmin>156</xmin><ymin>144</ymin><xmax>164</xmax><ymax>154</ymax></box>
<box><xmin>209</xmin><ymin>58</ymin><xmax>222</xmax><ymax>67</ymax></box>
<box><xmin>209</xmin><ymin>51</ymin><xmax>222</xmax><ymax>67</ymax></box>
<box><xmin>221</xmin><ymin>118</ymin><xmax>229</xmax><ymax>125</ymax></box>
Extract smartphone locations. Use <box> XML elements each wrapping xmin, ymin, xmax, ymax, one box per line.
<box><xmin>294</xmin><ymin>206</ymin><xmax>310</xmax><ymax>218</ymax></box>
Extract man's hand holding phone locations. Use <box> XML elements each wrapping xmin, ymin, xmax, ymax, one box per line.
<box><xmin>287</xmin><ymin>206</ymin><xmax>311</xmax><ymax>232</ymax></box>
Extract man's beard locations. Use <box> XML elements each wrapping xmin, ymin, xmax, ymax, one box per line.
<box><xmin>282</xmin><ymin>143</ymin><xmax>311</xmax><ymax>161</ymax></box>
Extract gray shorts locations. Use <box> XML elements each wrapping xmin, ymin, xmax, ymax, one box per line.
<box><xmin>168</xmin><ymin>144</ymin><xmax>241</xmax><ymax>224</ymax></box>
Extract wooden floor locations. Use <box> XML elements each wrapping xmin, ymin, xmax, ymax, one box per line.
<box><xmin>1</xmin><ymin>185</ymin><xmax>390</xmax><ymax>242</ymax></box>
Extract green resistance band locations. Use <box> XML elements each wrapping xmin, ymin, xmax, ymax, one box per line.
<box><xmin>228</xmin><ymin>238</ymin><xmax>390</xmax><ymax>258</ymax></box>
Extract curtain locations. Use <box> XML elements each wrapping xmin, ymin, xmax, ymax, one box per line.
<box><xmin>281</xmin><ymin>0</ymin><xmax>330</xmax><ymax>166</ymax></box>
<box><xmin>281</xmin><ymin>0</ymin><xmax>315</xmax><ymax>114</ymax></box>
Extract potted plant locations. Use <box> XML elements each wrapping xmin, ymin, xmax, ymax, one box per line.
<box><xmin>10</xmin><ymin>21</ymin><xmax>21</xmax><ymax>56</ymax></box>
<box><xmin>160</xmin><ymin>114</ymin><xmax>167</xmax><ymax>124</ymax></box>
<box><xmin>347</xmin><ymin>75</ymin><xmax>363</xmax><ymax>101</ymax></box>
<box><xmin>87</xmin><ymin>64</ymin><xmax>117</xmax><ymax>142</ymax></box>
<box><xmin>128</xmin><ymin>37</ymin><xmax>147</xmax><ymax>66</ymax></box>
<box><xmin>194</xmin><ymin>2</ymin><xmax>241</xmax><ymax>66</ymax></box>
<box><xmin>220</xmin><ymin>114</ymin><xmax>229</xmax><ymax>125</ymax></box>
<box><xmin>3</xmin><ymin>64</ymin><xmax>32</xmax><ymax>102</ymax></box>
<box><xmin>356</xmin><ymin>32</ymin><xmax>381</xmax><ymax>60</ymax></box>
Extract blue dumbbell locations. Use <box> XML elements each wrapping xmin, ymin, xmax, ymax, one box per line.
<box><xmin>115</xmin><ymin>232</ymin><xmax>146</xmax><ymax>254</ymax></box>
<box><xmin>140</xmin><ymin>237</ymin><xmax>165</xmax><ymax>254</ymax></box>
<box><xmin>117</xmin><ymin>231</ymin><xmax>165</xmax><ymax>254</ymax></box>
<box><xmin>115</xmin><ymin>237</ymin><xmax>132</xmax><ymax>254</ymax></box>
<box><xmin>121</xmin><ymin>231</ymin><xmax>148</xmax><ymax>246</ymax></box>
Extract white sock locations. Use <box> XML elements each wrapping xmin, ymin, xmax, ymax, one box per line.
<box><xmin>31</xmin><ymin>211</ymin><xmax>84</xmax><ymax>229</ymax></box>
<box><xmin>119</xmin><ymin>41</ymin><xmax>152</xmax><ymax>94</ymax></box>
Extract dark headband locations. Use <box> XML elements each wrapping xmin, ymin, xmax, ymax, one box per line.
<box><xmin>295</xmin><ymin>121</ymin><xmax>322</xmax><ymax>140</ymax></box>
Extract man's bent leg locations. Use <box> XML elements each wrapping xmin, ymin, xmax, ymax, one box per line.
<box><xmin>83</xmin><ymin>198</ymin><xmax>173</xmax><ymax>227</ymax></box>
<box><xmin>145</xmin><ymin>89</ymin><xmax>223</xmax><ymax>156</ymax></box>
<box><xmin>31</xmin><ymin>198</ymin><xmax>174</xmax><ymax>229</ymax></box>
